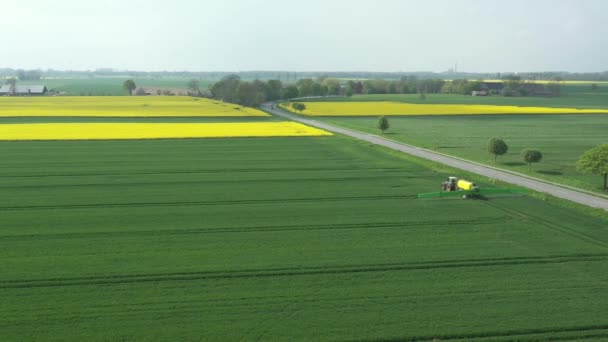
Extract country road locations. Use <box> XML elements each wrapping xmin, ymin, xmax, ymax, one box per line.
<box><xmin>262</xmin><ymin>102</ymin><xmax>608</xmax><ymax>211</ymax></box>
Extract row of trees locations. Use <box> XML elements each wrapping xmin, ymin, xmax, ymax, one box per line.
<box><xmin>207</xmin><ymin>75</ymin><xmax>450</xmax><ymax>106</ymax></box>
<box><xmin>210</xmin><ymin>75</ymin><xmax>286</xmax><ymax>107</ymax></box>
<box><xmin>489</xmin><ymin>138</ymin><xmax>608</xmax><ymax>189</ymax></box>
<box><xmin>440</xmin><ymin>77</ymin><xmax>562</xmax><ymax>97</ymax></box>
<box><xmin>208</xmin><ymin>75</ymin><xmax>564</xmax><ymax>107</ymax></box>
<box><xmin>15</xmin><ymin>69</ymin><xmax>43</xmax><ymax>81</ymax></box>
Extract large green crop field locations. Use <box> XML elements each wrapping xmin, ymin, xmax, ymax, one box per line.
<box><xmin>2</xmin><ymin>134</ymin><xmax>608</xmax><ymax>341</ymax></box>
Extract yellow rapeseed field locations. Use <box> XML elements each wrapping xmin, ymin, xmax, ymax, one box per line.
<box><xmin>0</xmin><ymin>96</ymin><xmax>269</xmax><ymax>117</ymax></box>
<box><xmin>0</xmin><ymin>122</ymin><xmax>332</xmax><ymax>140</ymax></box>
<box><xmin>280</xmin><ymin>102</ymin><xmax>608</xmax><ymax>116</ymax></box>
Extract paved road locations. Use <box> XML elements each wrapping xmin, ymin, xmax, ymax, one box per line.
<box><xmin>262</xmin><ymin>102</ymin><xmax>608</xmax><ymax>211</ymax></box>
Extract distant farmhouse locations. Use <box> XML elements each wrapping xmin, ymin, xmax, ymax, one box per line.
<box><xmin>0</xmin><ymin>85</ymin><xmax>48</xmax><ymax>96</ymax></box>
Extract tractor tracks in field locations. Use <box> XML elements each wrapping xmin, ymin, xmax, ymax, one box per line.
<box><xmin>263</xmin><ymin>103</ymin><xmax>608</xmax><ymax>211</ymax></box>
<box><xmin>0</xmin><ymin>174</ymin><xmax>415</xmax><ymax>191</ymax></box>
<box><xmin>485</xmin><ymin>201</ymin><xmax>608</xmax><ymax>249</ymax></box>
<box><xmin>0</xmin><ymin>194</ymin><xmax>417</xmax><ymax>212</ymax></box>
<box><xmin>0</xmin><ymin>166</ymin><xmax>408</xmax><ymax>180</ymax></box>
<box><xmin>357</xmin><ymin>324</ymin><xmax>608</xmax><ymax>342</ymax></box>
<box><xmin>0</xmin><ymin>216</ymin><xmax>508</xmax><ymax>240</ymax></box>
<box><xmin>2</xmin><ymin>254</ymin><xmax>607</xmax><ymax>289</ymax></box>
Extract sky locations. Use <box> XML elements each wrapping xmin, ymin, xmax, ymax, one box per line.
<box><xmin>3</xmin><ymin>0</ymin><xmax>608</xmax><ymax>72</ymax></box>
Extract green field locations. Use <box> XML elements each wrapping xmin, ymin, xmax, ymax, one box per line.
<box><xmin>313</xmin><ymin>114</ymin><xmax>608</xmax><ymax>194</ymax></box>
<box><xmin>2</xmin><ymin>135</ymin><xmax>608</xmax><ymax>341</ymax></box>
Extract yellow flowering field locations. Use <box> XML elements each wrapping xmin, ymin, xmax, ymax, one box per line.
<box><xmin>0</xmin><ymin>122</ymin><xmax>331</xmax><ymax>140</ymax></box>
<box><xmin>0</xmin><ymin>96</ymin><xmax>269</xmax><ymax>117</ymax></box>
<box><xmin>280</xmin><ymin>102</ymin><xmax>608</xmax><ymax>116</ymax></box>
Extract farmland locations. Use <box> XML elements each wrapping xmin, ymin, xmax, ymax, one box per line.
<box><xmin>0</xmin><ymin>122</ymin><xmax>331</xmax><ymax>140</ymax></box>
<box><xmin>280</xmin><ymin>101</ymin><xmax>608</xmax><ymax>116</ymax></box>
<box><xmin>17</xmin><ymin>77</ymin><xmax>213</xmax><ymax>96</ymax></box>
<box><xmin>2</xmin><ymin>135</ymin><xmax>608</xmax><ymax>341</ymax></box>
<box><xmin>304</xmin><ymin>113</ymin><xmax>608</xmax><ymax>193</ymax></box>
<box><xmin>0</xmin><ymin>96</ymin><xmax>269</xmax><ymax>117</ymax></box>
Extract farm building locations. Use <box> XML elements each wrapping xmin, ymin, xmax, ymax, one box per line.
<box><xmin>0</xmin><ymin>85</ymin><xmax>48</xmax><ymax>96</ymax></box>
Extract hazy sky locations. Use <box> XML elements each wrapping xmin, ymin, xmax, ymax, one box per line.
<box><xmin>4</xmin><ymin>0</ymin><xmax>608</xmax><ymax>72</ymax></box>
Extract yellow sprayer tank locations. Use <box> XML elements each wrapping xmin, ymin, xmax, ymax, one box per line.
<box><xmin>457</xmin><ymin>179</ymin><xmax>477</xmax><ymax>191</ymax></box>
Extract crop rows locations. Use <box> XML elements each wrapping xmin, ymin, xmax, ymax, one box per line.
<box><xmin>0</xmin><ymin>122</ymin><xmax>331</xmax><ymax>140</ymax></box>
<box><xmin>3</xmin><ymin>254</ymin><xmax>608</xmax><ymax>290</ymax></box>
<box><xmin>0</xmin><ymin>96</ymin><xmax>269</xmax><ymax>117</ymax></box>
<box><xmin>2</xmin><ymin>135</ymin><xmax>607</xmax><ymax>340</ymax></box>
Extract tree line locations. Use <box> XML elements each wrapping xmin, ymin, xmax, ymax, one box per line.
<box><xmin>207</xmin><ymin>75</ymin><xmax>450</xmax><ymax>107</ymax></box>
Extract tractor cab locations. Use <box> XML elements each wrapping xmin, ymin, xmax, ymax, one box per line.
<box><xmin>441</xmin><ymin>176</ymin><xmax>458</xmax><ymax>191</ymax></box>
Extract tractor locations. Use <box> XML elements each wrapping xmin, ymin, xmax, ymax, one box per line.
<box><xmin>419</xmin><ymin>176</ymin><xmax>525</xmax><ymax>200</ymax></box>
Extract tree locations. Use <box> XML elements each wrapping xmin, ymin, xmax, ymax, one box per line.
<box><xmin>322</xmin><ymin>78</ymin><xmax>340</xmax><ymax>95</ymax></box>
<box><xmin>283</xmin><ymin>85</ymin><xmax>299</xmax><ymax>100</ymax></box>
<box><xmin>123</xmin><ymin>79</ymin><xmax>136</xmax><ymax>96</ymax></box>
<box><xmin>187</xmin><ymin>79</ymin><xmax>200</xmax><ymax>95</ymax></box>
<box><xmin>577</xmin><ymin>144</ymin><xmax>608</xmax><ymax>191</ymax></box>
<box><xmin>5</xmin><ymin>78</ymin><xmax>17</xmax><ymax>95</ymax></box>
<box><xmin>377</xmin><ymin>116</ymin><xmax>389</xmax><ymax>134</ymax></box>
<box><xmin>235</xmin><ymin>82</ymin><xmax>258</xmax><ymax>107</ymax></box>
<box><xmin>545</xmin><ymin>82</ymin><xmax>562</xmax><ymax>97</ymax></box>
<box><xmin>210</xmin><ymin>74</ymin><xmax>241</xmax><ymax>103</ymax></box>
<box><xmin>488</xmin><ymin>138</ymin><xmax>508</xmax><ymax>162</ymax></box>
<box><xmin>266</xmin><ymin>80</ymin><xmax>283</xmax><ymax>101</ymax></box>
<box><xmin>16</xmin><ymin>69</ymin><xmax>27</xmax><ymax>81</ymax></box>
<box><xmin>343</xmin><ymin>84</ymin><xmax>354</xmax><ymax>97</ymax></box>
<box><xmin>522</xmin><ymin>149</ymin><xmax>543</xmax><ymax>171</ymax></box>
<box><xmin>291</xmin><ymin>102</ymin><xmax>306</xmax><ymax>112</ymax></box>
<box><xmin>353</xmin><ymin>81</ymin><xmax>363</xmax><ymax>94</ymax></box>
<box><xmin>311</xmin><ymin>83</ymin><xmax>324</xmax><ymax>96</ymax></box>
<box><xmin>296</xmin><ymin>78</ymin><xmax>314</xmax><ymax>97</ymax></box>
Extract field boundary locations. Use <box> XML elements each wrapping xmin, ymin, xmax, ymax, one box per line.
<box><xmin>263</xmin><ymin>102</ymin><xmax>608</xmax><ymax>211</ymax></box>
